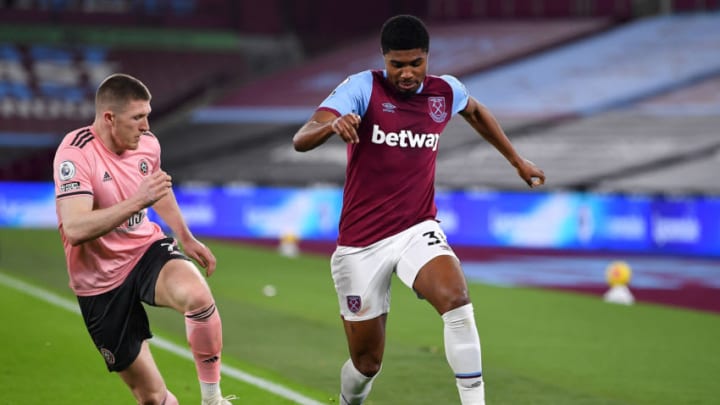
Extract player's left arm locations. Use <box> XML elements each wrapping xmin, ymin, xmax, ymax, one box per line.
<box><xmin>459</xmin><ymin>96</ymin><xmax>545</xmax><ymax>188</ymax></box>
<box><xmin>152</xmin><ymin>189</ymin><xmax>218</xmax><ymax>276</ymax></box>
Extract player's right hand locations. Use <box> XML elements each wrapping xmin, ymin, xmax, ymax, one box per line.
<box><xmin>331</xmin><ymin>113</ymin><xmax>361</xmax><ymax>144</ymax></box>
<box><xmin>137</xmin><ymin>170</ymin><xmax>172</xmax><ymax>206</ymax></box>
<box><xmin>181</xmin><ymin>236</ymin><xmax>217</xmax><ymax>276</ymax></box>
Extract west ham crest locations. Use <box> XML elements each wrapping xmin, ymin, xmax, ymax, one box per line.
<box><xmin>428</xmin><ymin>96</ymin><xmax>447</xmax><ymax>123</ymax></box>
<box><xmin>346</xmin><ymin>295</ymin><xmax>362</xmax><ymax>313</ymax></box>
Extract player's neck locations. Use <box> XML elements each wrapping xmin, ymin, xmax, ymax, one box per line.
<box><xmin>91</xmin><ymin>122</ymin><xmax>125</xmax><ymax>155</ymax></box>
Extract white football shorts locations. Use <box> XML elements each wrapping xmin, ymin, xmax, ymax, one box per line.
<box><xmin>331</xmin><ymin>219</ymin><xmax>458</xmax><ymax>321</ymax></box>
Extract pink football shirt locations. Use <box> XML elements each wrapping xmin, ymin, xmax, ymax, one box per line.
<box><xmin>53</xmin><ymin>126</ymin><xmax>165</xmax><ymax>296</ymax></box>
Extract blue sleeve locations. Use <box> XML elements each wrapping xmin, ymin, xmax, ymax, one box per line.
<box><xmin>318</xmin><ymin>70</ymin><xmax>373</xmax><ymax>117</ymax></box>
<box><xmin>440</xmin><ymin>74</ymin><xmax>470</xmax><ymax>116</ymax></box>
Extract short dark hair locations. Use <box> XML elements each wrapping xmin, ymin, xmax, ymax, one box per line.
<box><xmin>380</xmin><ymin>14</ymin><xmax>429</xmax><ymax>54</ymax></box>
<box><xmin>96</xmin><ymin>73</ymin><xmax>151</xmax><ymax>111</ymax></box>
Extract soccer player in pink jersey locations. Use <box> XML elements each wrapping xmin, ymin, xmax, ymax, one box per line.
<box><xmin>53</xmin><ymin>73</ymin><xmax>234</xmax><ymax>405</ymax></box>
<box><xmin>293</xmin><ymin>15</ymin><xmax>545</xmax><ymax>405</ymax></box>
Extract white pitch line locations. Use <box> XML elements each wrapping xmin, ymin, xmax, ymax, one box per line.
<box><xmin>0</xmin><ymin>271</ymin><xmax>327</xmax><ymax>405</ymax></box>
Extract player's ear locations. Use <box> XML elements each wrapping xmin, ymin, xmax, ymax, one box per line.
<box><xmin>103</xmin><ymin>110</ymin><xmax>114</xmax><ymax>125</ymax></box>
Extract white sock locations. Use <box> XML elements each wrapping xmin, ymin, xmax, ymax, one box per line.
<box><xmin>200</xmin><ymin>381</ymin><xmax>220</xmax><ymax>399</ymax></box>
<box><xmin>339</xmin><ymin>359</ymin><xmax>377</xmax><ymax>405</ymax></box>
<box><xmin>442</xmin><ymin>303</ymin><xmax>485</xmax><ymax>405</ymax></box>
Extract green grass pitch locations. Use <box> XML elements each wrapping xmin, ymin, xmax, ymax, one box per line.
<box><xmin>0</xmin><ymin>228</ymin><xmax>718</xmax><ymax>404</ymax></box>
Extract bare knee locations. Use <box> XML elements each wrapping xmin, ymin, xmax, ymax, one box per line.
<box><xmin>414</xmin><ymin>256</ymin><xmax>473</xmax><ymax>314</ymax></box>
<box><xmin>156</xmin><ymin>261</ymin><xmax>214</xmax><ymax>312</ymax></box>
<box><xmin>344</xmin><ymin>315</ymin><xmax>386</xmax><ymax>378</ymax></box>
<box><xmin>447</xmin><ymin>294</ymin><xmax>471</xmax><ymax>312</ymax></box>
<box><xmin>131</xmin><ymin>387</ymin><xmax>167</xmax><ymax>405</ymax></box>
<box><xmin>174</xmin><ymin>275</ymin><xmax>214</xmax><ymax>313</ymax></box>
<box><xmin>184</xmin><ymin>289</ymin><xmax>214</xmax><ymax>314</ymax></box>
<box><xmin>353</xmin><ymin>355</ymin><xmax>382</xmax><ymax>377</ymax></box>
<box><xmin>434</xmin><ymin>288</ymin><xmax>471</xmax><ymax>315</ymax></box>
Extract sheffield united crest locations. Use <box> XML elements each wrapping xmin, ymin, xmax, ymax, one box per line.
<box><xmin>428</xmin><ymin>96</ymin><xmax>447</xmax><ymax>123</ymax></box>
<box><xmin>100</xmin><ymin>347</ymin><xmax>116</xmax><ymax>365</ymax></box>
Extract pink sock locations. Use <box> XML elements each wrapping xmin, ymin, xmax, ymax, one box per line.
<box><xmin>185</xmin><ymin>303</ymin><xmax>223</xmax><ymax>383</ymax></box>
<box><xmin>163</xmin><ymin>390</ymin><xmax>178</xmax><ymax>405</ymax></box>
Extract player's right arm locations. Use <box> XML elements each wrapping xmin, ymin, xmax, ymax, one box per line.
<box><xmin>292</xmin><ymin>110</ymin><xmax>361</xmax><ymax>151</ymax></box>
<box><xmin>293</xmin><ymin>71</ymin><xmax>371</xmax><ymax>152</ymax></box>
<box><xmin>58</xmin><ymin>170</ymin><xmax>172</xmax><ymax>246</ymax></box>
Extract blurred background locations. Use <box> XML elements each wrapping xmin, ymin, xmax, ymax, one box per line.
<box><xmin>1</xmin><ymin>0</ymin><xmax>719</xmax><ymax>307</ymax></box>
<box><xmin>1</xmin><ymin>1</ymin><xmax>720</xmax><ymax>404</ymax></box>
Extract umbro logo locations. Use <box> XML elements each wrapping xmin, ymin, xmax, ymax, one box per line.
<box><xmin>382</xmin><ymin>102</ymin><xmax>397</xmax><ymax>113</ymax></box>
<box><xmin>102</xmin><ymin>171</ymin><xmax>112</xmax><ymax>182</ymax></box>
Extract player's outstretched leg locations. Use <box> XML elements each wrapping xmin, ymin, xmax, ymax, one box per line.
<box><xmin>185</xmin><ymin>303</ymin><xmax>235</xmax><ymax>405</ymax></box>
<box><xmin>442</xmin><ymin>303</ymin><xmax>485</xmax><ymax>405</ymax></box>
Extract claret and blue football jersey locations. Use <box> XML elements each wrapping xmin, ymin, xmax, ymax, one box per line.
<box><xmin>318</xmin><ymin>70</ymin><xmax>469</xmax><ymax>246</ymax></box>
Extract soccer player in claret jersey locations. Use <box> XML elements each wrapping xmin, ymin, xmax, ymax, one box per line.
<box><xmin>293</xmin><ymin>15</ymin><xmax>545</xmax><ymax>405</ymax></box>
<box><xmin>53</xmin><ymin>73</ymin><xmax>235</xmax><ymax>405</ymax></box>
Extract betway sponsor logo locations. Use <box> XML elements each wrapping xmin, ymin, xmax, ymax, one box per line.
<box><xmin>371</xmin><ymin>124</ymin><xmax>440</xmax><ymax>151</ymax></box>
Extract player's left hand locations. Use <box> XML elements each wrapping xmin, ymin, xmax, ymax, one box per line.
<box><xmin>182</xmin><ymin>237</ymin><xmax>218</xmax><ymax>276</ymax></box>
<box><xmin>516</xmin><ymin>158</ymin><xmax>546</xmax><ymax>188</ymax></box>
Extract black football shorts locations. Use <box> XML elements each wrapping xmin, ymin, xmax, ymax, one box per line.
<box><xmin>77</xmin><ymin>237</ymin><xmax>190</xmax><ymax>372</ymax></box>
